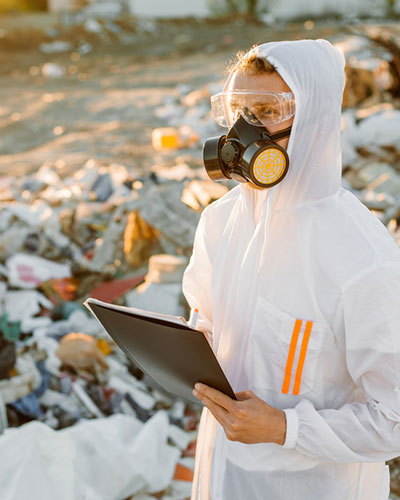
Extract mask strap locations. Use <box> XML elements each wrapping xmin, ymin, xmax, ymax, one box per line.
<box><xmin>268</xmin><ymin>126</ymin><xmax>292</xmax><ymax>142</ymax></box>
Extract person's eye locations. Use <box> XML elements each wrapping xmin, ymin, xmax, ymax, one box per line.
<box><xmin>257</xmin><ymin>107</ymin><xmax>279</xmax><ymax>117</ymax></box>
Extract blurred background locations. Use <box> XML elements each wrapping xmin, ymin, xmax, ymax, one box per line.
<box><xmin>0</xmin><ymin>1</ymin><xmax>400</xmax><ymax>499</ymax></box>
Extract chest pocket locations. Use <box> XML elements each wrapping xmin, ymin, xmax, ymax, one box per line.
<box><xmin>245</xmin><ymin>295</ymin><xmax>327</xmax><ymax>396</ymax></box>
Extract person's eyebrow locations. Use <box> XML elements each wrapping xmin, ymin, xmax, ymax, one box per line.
<box><xmin>252</xmin><ymin>101</ymin><xmax>278</xmax><ymax>108</ymax></box>
<box><xmin>229</xmin><ymin>100</ymin><xmax>240</xmax><ymax>108</ymax></box>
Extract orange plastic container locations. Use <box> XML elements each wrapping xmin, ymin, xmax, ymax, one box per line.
<box><xmin>152</xmin><ymin>127</ymin><xmax>180</xmax><ymax>150</ymax></box>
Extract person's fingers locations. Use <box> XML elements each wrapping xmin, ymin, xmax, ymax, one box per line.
<box><xmin>198</xmin><ymin>393</ymin><xmax>229</xmax><ymax>426</ymax></box>
<box><xmin>194</xmin><ymin>383</ymin><xmax>235</xmax><ymax>412</ymax></box>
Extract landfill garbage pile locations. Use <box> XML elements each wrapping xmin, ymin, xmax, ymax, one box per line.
<box><xmin>0</xmin><ymin>159</ymin><xmax>228</xmax><ymax>500</ymax></box>
<box><xmin>335</xmin><ymin>26</ymin><xmax>400</xmax><ymax>246</ymax></box>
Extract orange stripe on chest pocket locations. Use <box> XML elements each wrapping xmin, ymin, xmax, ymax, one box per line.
<box><xmin>281</xmin><ymin>319</ymin><xmax>302</xmax><ymax>394</ymax></box>
<box><xmin>292</xmin><ymin>321</ymin><xmax>313</xmax><ymax>396</ymax></box>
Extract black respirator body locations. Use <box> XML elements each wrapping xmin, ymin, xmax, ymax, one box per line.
<box><xmin>203</xmin><ymin>115</ymin><xmax>291</xmax><ymax>188</ymax></box>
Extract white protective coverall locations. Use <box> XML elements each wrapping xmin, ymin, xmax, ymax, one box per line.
<box><xmin>182</xmin><ymin>39</ymin><xmax>400</xmax><ymax>500</ymax></box>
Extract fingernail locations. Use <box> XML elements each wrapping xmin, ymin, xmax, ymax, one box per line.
<box><xmin>195</xmin><ymin>383</ymin><xmax>201</xmax><ymax>390</ymax></box>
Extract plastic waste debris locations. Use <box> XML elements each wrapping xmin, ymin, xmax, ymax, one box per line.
<box><xmin>355</xmin><ymin>109</ymin><xmax>400</xmax><ymax>149</ymax></box>
<box><xmin>358</xmin><ymin>163</ymin><xmax>400</xmax><ymax>197</ymax></box>
<box><xmin>39</xmin><ymin>387</ymin><xmax>82</xmax><ymax>418</ymax></box>
<box><xmin>56</xmin><ymin>332</ymin><xmax>108</xmax><ymax>382</ymax></box>
<box><xmin>41</xmin><ymin>63</ymin><xmax>66</xmax><ymax>78</ymax></box>
<box><xmin>78</xmin><ymin>42</ymin><xmax>92</xmax><ymax>55</ymax></box>
<box><xmin>0</xmin><ymin>314</ymin><xmax>21</xmax><ymax>342</ymax></box>
<box><xmin>172</xmin><ymin>463</ymin><xmax>194</xmax><ymax>483</ymax></box>
<box><xmin>40</xmin><ymin>277</ymin><xmax>79</xmax><ymax>303</ymax></box>
<box><xmin>89</xmin><ymin>274</ymin><xmax>145</xmax><ymax>303</ymax></box>
<box><xmin>0</xmin><ymin>353</ymin><xmax>41</xmax><ymax>404</ymax></box>
<box><xmin>11</xmin><ymin>392</ymin><xmax>43</xmax><ymax>419</ymax></box>
<box><xmin>168</xmin><ymin>423</ymin><xmax>192</xmax><ymax>451</ymax></box>
<box><xmin>71</xmin><ymin>379</ymin><xmax>104</xmax><ymax>418</ymax></box>
<box><xmin>9</xmin><ymin>360</ymin><xmax>49</xmax><ymax>421</ymax></box>
<box><xmin>151</xmin><ymin>161</ymin><xmax>198</xmax><ymax>182</ymax></box>
<box><xmin>6</xmin><ymin>253</ymin><xmax>71</xmax><ymax>289</ymax></box>
<box><xmin>39</xmin><ymin>41</ymin><xmax>72</xmax><ymax>54</ymax></box>
<box><xmin>124</xmin><ymin>210</ymin><xmax>159</xmax><ymax>268</ymax></box>
<box><xmin>181</xmin><ymin>179</ymin><xmax>229</xmax><ymax>212</ymax></box>
<box><xmin>0</xmin><ymin>337</ymin><xmax>16</xmax><ymax>379</ymax></box>
<box><xmin>125</xmin><ymin>392</ymin><xmax>154</xmax><ymax>422</ymax></box>
<box><xmin>85</xmin><ymin>211</ymin><xmax>127</xmax><ymax>273</ymax></box>
<box><xmin>152</xmin><ymin>126</ymin><xmax>199</xmax><ymax>151</ymax></box>
<box><xmin>91</xmin><ymin>172</ymin><xmax>114</xmax><ymax>202</ymax></box>
<box><xmin>0</xmin><ymin>226</ymin><xmax>32</xmax><ymax>260</ymax></box>
<box><xmin>181</xmin><ymin>86</ymin><xmax>210</xmax><ymax>108</ymax></box>
<box><xmin>85</xmin><ymin>382</ymin><xmax>115</xmax><ymax>415</ymax></box>
<box><xmin>125</xmin><ymin>254</ymin><xmax>188</xmax><ymax>316</ymax></box>
<box><xmin>4</xmin><ymin>290</ymin><xmax>53</xmax><ymax>323</ymax></box>
<box><xmin>152</xmin><ymin>127</ymin><xmax>180</xmax><ymax>150</ymax></box>
<box><xmin>83</xmin><ymin>0</ymin><xmax>123</xmax><ymax>19</ymax></box>
<box><xmin>84</xmin><ymin>18</ymin><xmax>103</xmax><ymax>34</ymax></box>
<box><xmin>137</xmin><ymin>182</ymin><xmax>200</xmax><ymax>251</ymax></box>
<box><xmin>108</xmin><ymin>374</ymin><xmax>156</xmax><ymax>412</ymax></box>
<box><xmin>21</xmin><ymin>316</ymin><xmax>52</xmax><ymax>334</ymax></box>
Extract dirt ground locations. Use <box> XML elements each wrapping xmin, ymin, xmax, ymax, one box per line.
<box><xmin>0</xmin><ymin>13</ymin><xmax>350</xmax><ymax>179</ymax></box>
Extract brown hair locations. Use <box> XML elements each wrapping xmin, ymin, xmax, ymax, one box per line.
<box><xmin>226</xmin><ymin>44</ymin><xmax>277</xmax><ymax>76</ymax></box>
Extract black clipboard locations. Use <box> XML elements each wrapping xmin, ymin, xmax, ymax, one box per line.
<box><xmin>83</xmin><ymin>298</ymin><xmax>237</xmax><ymax>405</ymax></box>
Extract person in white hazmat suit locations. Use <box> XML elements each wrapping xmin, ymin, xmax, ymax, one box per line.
<box><xmin>182</xmin><ymin>39</ymin><xmax>400</xmax><ymax>500</ymax></box>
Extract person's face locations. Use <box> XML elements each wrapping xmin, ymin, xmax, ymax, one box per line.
<box><xmin>226</xmin><ymin>70</ymin><xmax>295</xmax><ymax>190</ymax></box>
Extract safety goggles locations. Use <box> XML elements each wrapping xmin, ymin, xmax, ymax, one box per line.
<box><xmin>210</xmin><ymin>91</ymin><xmax>296</xmax><ymax>128</ymax></box>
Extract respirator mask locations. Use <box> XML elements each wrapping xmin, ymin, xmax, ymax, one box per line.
<box><xmin>203</xmin><ymin>90</ymin><xmax>295</xmax><ymax>188</ymax></box>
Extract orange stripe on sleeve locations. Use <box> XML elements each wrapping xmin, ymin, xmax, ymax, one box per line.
<box><xmin>292</xmin><ymin>320</ymin><xmax>313</xmax><ymax>396</ymax></box>
<box><xmin>281</xmin><ymin>319</ymin><xmax>302</xmax><ymax>394</ymax></box>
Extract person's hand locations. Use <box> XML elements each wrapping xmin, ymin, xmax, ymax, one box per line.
<box><xmin>192</xmin><ymin>383</ymin><xmax>286</xmax><ymax>445</ymax></box>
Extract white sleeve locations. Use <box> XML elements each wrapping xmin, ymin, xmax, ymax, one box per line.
<box><xmin>182</xmin><ymin>209</ymin><xmax>213</xmax><ymax>338</ymax></box>
<box><xmin>286</xmin><ymin>264</ymin><xmax>400</xmax><ymax>463</ymax></box>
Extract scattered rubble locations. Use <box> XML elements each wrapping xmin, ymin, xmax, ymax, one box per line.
<box><xmin>335</xmin><ymin>27</ymin><xmax>400</xmax><ymax>246</ymax></box>
<box><xmin>41</xmin><ymin>62</ymin><xmax>66</xmax><ymax>78</ymax></box>
<box><xmin>0</xmin><ymin>157</ymin><xmax>219</xmax><ymax>498</ymax></box>
<box><xmin>125</xmin><ymin>254</ymin><xmax>188</xmax><ymax>316</ymax></box>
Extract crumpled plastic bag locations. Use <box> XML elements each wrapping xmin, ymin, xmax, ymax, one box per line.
<box><xmin>0</xmin><ymin>411</ymin><xmax>181</xmax><ymax>500</ymax></box>
<box><xmin>56</xmin><ymin>332</ymin><xmax>108</xmax><ymax>382</ymax></box>
<box><xmin>6</xmin><ymin>253</ymin><xmax>71</xmax><ymax>289</ymax></box>
<box><xmin>0</xmin><ymin>353</ymin><xmax>42</xmax><ymax>404</ymax></box>
<box><xmin>4</xmin><ymin>290</ymin><xmax>53</xmax><ymax>322</ymax></box>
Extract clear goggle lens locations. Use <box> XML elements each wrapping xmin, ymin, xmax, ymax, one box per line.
<box><xmin>210</xmin><ymin>91</ymin><xmax>296</xmax><ymax>128</ymax></box>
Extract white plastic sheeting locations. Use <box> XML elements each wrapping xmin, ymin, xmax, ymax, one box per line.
<box><xmin>0</xmin><ymin>412</ymin><xmax>181</xmax><ymax>500</ymax></box>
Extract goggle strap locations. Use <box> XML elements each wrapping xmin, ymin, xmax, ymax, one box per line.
<box><xmin>269</xmin><ymin>126</ymin><xmax>292</xmax><ymax>142</ymax></box>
